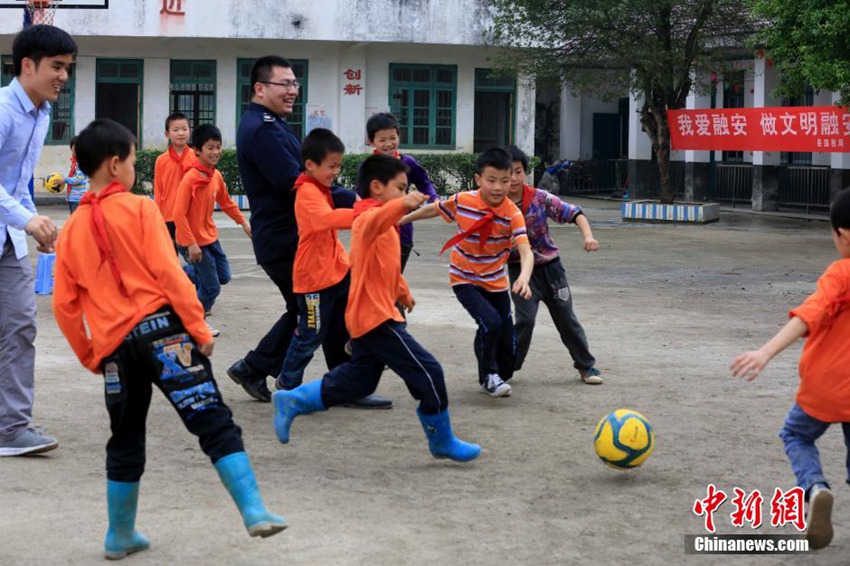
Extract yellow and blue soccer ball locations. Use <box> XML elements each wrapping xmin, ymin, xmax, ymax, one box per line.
<box><xmin>593</xmin><ymin>409</ymin><xmax>654</xmax><ymax>469</ymax></box>
<box><xmin>44</xmin><ymin>172</ymin><xmax>65</xmax><ymax>194</ymax></box>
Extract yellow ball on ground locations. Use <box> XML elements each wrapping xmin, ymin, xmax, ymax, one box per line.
<box><xmin>593</xmin><ymin>409</ymin><xmax>654</xmax><ymax>469</ymax></box>
<box><xmin>44</xmin><ymin>172</ymin><xmax>65</xmax><ymax>194</ymax></box>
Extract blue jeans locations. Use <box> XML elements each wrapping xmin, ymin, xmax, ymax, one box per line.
<box><xmin>179</xmin><ymin>240</ymin><xmax>231</xmax><ymax>313</ymax></box>
<box><xmin>779</xmin><ymin>403</ymin><xmax>850</xmax><ymax>494</ymax></box>
<box><xmin>278</xmin><ymin>274</ymin><xmax>350</xmax><ymax>388</ymax></box>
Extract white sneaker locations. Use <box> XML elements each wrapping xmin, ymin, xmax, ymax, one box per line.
<box><xmin>480</xmin><ymin>374</ymin><xmax>512</xmax><ymax>397</ymax></box>
<box><xmin>206</xmin><ymin>320</ymin><xmax>220</xmax><ymax>337</ymax></box>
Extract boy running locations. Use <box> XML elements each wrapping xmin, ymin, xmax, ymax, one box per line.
<box><xmin>53</xmin><ymin>119</ymin><xmax>285</xmax><ymax>560</ymax></box>
<box><xmin>504</xmin><ymin>145</ymin><xmax>603</xmax><ymax>384</ymax></box>
<box><xmin>153</xmin><ymin>112</ymin><xmax>195</xmax><ymax>248</ymax></box>
<box><xmin>273</xmin><ymin>155</ymin><xmax>480</xmax><ymax>462</ymax></box>
<box><xmin>401</xmin><ymin>147</ymin><xmax>533</xmax><ymax>397</ymax></box>
<box><xmin>172</xmin><ymin>124</ymin><xmax>252</xmax><ymax>337</ymax></box>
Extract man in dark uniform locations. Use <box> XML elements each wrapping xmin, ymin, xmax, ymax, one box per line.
<box><xmin>227</xmin><ymin>55</ymin><xmax>391</xmax><ymax>409</ymax></box>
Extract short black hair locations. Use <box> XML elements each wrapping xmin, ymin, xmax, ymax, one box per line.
<box><xmin>301</xmin><ymin>128</ymin><xmax>345</xmax><ymax>165</ymax></box>
<box><xmin>831</xmin><ymin>189</ymin><xmax>850</xmax><ymax>232</ymax></box>
<box><xmin>75</xmin><ymin>119</ymin><xmax>136</xmax><ymax>178</ymax></box>
<box><xmin>191</xmin><ymin>124</ymin><xmax>222</xmax><ymax>149</ymax></box>
<box><xmin>366</xmin><ymin>113</ymin><xmax>399</xmax><ymax>141</ymax></box>
<box><xmin>165</xmin><ymin>112</ymin><xmax>190</xmax><ymax>132</ymax></box>
<box><xmin>250</xmin><ymin>55</ymin><xmax>292</xmax><ymax>89</ymax></box>
<box><xmin>357</xmin><ymin>155</ymin><xmax>410</xmax><ymax>198</ymax></box>
<box><xmin>475</xmin><ymin>147</ymin><xmax>513</xmax><ymax>174</ymax></box>
<box><xmin>12</xmin><ymin>25</ymin><xmax>77</xmax><ymax>76</ymax></box>
<box><xmin>504</xmin><ymin>145</ymin><xmax>529</xmax><ymax>172</ymax></box>
<box><xmin>69</xmin><ymin>135</ymin><xmax>78</xmax><ymax>149</ymax></box>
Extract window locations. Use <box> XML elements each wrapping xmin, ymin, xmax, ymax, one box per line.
<box><xmin>781</xmin><ymin>87</ymin><xmax>814</xmax><ymax>165</ymax></box>
<box><xmin>389</xmin><ymin>64</ymin><xmax>457</xmax><ymax>149</ymax></box>
<box><xmin>96</xmin><ymin>59</ymin><xmax>144</xmax><ymax>144</ymax></box>
<box><xmin>237</xmin><ymin>58</ymin><xmax>308</xmax><ymax>138</ymax></box>
<box><xmin>473</xmin><ymin>68</ymin><xmax>516</xmax><ymax>153</ymax></box>
<box><xmin>722</xmin><ymin>71</ymin><xmax>745</xmax><ymax>163</ymax></box>
<box><xmin>2</xmin><ymin>54</ymin><xmax>75</xmax><ymax>145</ymax></box>
<box><xmin>1</xmin><ymin>55</ymin><xmax>12</xmax><ymax>86</ymax></box>
<box><xmin>170</xmin><ymin>60</ymin><xmax>216</xmax><ymax>128</ymax></box>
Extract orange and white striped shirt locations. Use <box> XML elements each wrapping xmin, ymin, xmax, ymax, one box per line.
<box><xmin>435</xmin><ymin>190</ymin><xmax>528</xmax><ymax>292</ymax></box>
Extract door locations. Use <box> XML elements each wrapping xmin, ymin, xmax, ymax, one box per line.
<box><xmin>96</xmin><ymin>83</ymin><xmax>141</xmax><ymax>139</ymax></box>
<box><xmin>592</xmin><ymin>113</ymin><xmax>621</xmax><ymax>160</ymax></box>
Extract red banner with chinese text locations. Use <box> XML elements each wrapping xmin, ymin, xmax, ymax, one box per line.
<box><xmin>668</xmin><ymin>106</ymin><xmax>850</xmax><ymax>152</ymax></box>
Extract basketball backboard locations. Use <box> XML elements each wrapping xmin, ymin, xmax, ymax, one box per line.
<box><xmin>0</xmin><ymin>1</ymin><xmax>108</xmax><ymax>8</ymax></box>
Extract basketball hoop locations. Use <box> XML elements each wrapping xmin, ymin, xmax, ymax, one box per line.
<box><xmin>26</xmin><ymin>0</ymin><xmax>60</xmax><ymax>26</ymax></box>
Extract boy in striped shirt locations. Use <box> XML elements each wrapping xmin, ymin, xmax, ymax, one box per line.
<box><xmin>401</xmin><ymin>147</ymin><xmax>533</xmax><ymax>397</ymax></box>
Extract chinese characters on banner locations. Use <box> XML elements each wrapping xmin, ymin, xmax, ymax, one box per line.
<box><xmin>668</xmin><ymin>106</ymin><xmax>850</xmax><ymax>152</ymax></box>
<box><xmin>160</xmin><ymin>0</ymin><xmax>185</xmax><ymax>15</ymax></box>
<box><xmin>343</xmin><ymin>68</ymin><xmax>363</xmax><ymax>96</ymax></box>
<box><xmin>693</xmin><ymin>485</ymin><xmax>805</xmax><ymax>533</ymax></box>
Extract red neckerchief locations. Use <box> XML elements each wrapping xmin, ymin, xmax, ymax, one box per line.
<box><xmin>440</xmin><ymin>204</ymin><xmax>497</xmax><ymax>256</ymax></box>
<box><xmin>168</xmin><ymin>144</ymin><xmax>187</xmax><ymax>164</ymax></box>
<box><xmin>294</xmin><ymin>173</ymin><xmax>334</xmax><ymax>208</ymax></box>
<box><xmin>188</xmin><ymin>163</ymin><xmax>215</xmax><ymax>201</ymax></box>
<box><xmin>521</xmin><ymin>184</ymin><xmax>534</xmax><ymax>214</ymax></box>
<box><xmin>373</xmin><ymin>149</ymin><xmax>401</xmax><ymax>159</ymax></box>
<box><xmin>68</xmin><ymin>156</ymin><xmax>77</xmax><ymax>177</ymax></box>
<box><xmin>79</xmin><ymin>182</ymin><xmax>129</xmax><ymax>297</ymax></box>
<box><xmin>354</xmin><ymin>198</ymin><xmax>400</xmax><ymax>233</ymax></box>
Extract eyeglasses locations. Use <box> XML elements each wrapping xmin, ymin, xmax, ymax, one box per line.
<box><xmin>260</xmin><ymin>80</ymin><xmax>300</xmax><ymax>90</ymax></box>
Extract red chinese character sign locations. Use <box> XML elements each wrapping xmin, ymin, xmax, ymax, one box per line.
<box><xmin>161</xmin><ymin>0</ymin><xmax>185</xmax><ymax>15</ymax></box>
<box><xmin>668</xmin><ymin>106</ymin><xmax>850</xmax><ymax>152</ymax></box>
<box><xmin>343</xmin><ymin>68</ymin><xmax>363</xmax><ymax>96</ymax></box>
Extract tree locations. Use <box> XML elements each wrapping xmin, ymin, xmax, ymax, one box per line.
<box><xmin>753</xmin><ymin>0</ymin><xmax>850</xmax><ymax>104</ymax></box>
<box><xmin>488</xmin><ymin>0</ymin><xmax>757</xmax><ymax>204</ymax></box>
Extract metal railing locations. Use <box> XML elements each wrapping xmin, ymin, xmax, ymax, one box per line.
<box><xmin>713</xmin><ymin>163</ymin><xmax>753</xmax><ymax>206</ymax></box>
<box><xmin>778</xmin><ymin>166</ymin><xmax>831</xmax><ymax>213</ymax></box>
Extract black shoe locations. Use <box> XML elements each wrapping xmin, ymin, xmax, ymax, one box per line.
<box><xmin>227</xmin><ymin>359</ymin><xmax>271</xmax><ymax>402</ymax></box>
<box><xmin>342</xmin><ymin>393</ymin><xmax>393</xmax><ymax>410</ymax></box>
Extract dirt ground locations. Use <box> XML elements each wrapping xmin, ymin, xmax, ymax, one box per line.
<box><xmin>2</xmin><ymin>197</ymin><xmax>847</xmax><ymax>565</ymax></box>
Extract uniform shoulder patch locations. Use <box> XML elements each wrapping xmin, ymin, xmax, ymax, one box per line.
<box><xmin>263</xmin><ymin>113</ymin><xmax>275</xmax><ymax>123</ymax></box>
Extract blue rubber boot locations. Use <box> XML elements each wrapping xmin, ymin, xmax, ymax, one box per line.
<box><xmin>417</xmin><ymin>409</ymin><xmax>482</xmax><ymax>462</ymax></box>
<box><xmin>104</xmin><ymin>481</ymin><xmax>150</xmax><ymax>560</ymax></box>
<box><xmin>214</xmin><ymin>452</ymin><xmax>288</xmax><ymax>538</ymax></box>
<box><xmin>272</xmin><ymin>380</ymin><xmax>326</xmax><ymax>444</ymax></box>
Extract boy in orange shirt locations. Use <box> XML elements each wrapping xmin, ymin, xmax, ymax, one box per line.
<box><xmin>153</xmin><ymin>112</ymin><xmax>195</xmax><ymax>249</ymax></box>
<box><xmin>731</xmin><ymin>189</ymin><xmax>850</xmax><ymax>550</ymax></box>
<box><xmin>274</xmin><ymin>128</ymin><xmax>389</xmax><ymax>413</ymax></box>
<box><xmin>173</xmin><ymin>124</ymin><xmax>251</xmax><ymax>337</ymax></box>
<box><xmin>52</xmin><ymin>119</ymin><xmax>285</xmax><ymax>560</ymax></box>
<box><xmin>272</xmin><ymin>155</ymin><xmax>480</xmax><ymax>462</ymax></box>
<box><xmin>401</xmin><ymin>147</ymin><xmax>534</xmax><ymax>398</ymax></box>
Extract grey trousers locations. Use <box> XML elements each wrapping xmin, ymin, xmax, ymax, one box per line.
<box><xmin>508</xmin><ymin>258</ymin><xmax>595</xmax><ymax>372</ymax></box>
<box><xmin>0</xmin><ymin>236</ymin><xmax>37</xmax><ymax>441</ymax></box>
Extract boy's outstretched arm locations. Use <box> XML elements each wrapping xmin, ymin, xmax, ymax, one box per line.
<box><xmin>730</xmin><ymin>317</ymin><xmax>808</xmax><ymax>381</ymax></box>
<box><xmin>575</xmin><ymin>214</ymin><xmax>599</xmax><ymax>252</ymax></box>
<box><xmin>399</xmin><ymin>203</ymin><xmax>439</xmax><ymax>225</ymax></box>
<box><xmin>512</xmin><ymin>241</ymin><xmax>534</xmax><ymax>299</ymax></box>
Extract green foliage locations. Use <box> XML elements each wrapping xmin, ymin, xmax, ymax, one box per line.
<box><xmin>752</xmin><ymin>0</ymin><xmax>850</xmax><ymax>104</ymax></box>
<box><xmin>133</xmin><ymin>150</ymin><xmax>536</xmax><ymax>197</ymax></box>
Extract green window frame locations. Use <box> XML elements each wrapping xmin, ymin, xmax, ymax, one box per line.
<box><xmin>170</xmin><ymin>60</ymin><xmax>216</xmax><ymax>128</ymax></box>
<box><xmin>389</xmin><ymin>64</ymin><xmax>457</xmax><ymax>149</ymax></box>
<box><xmin>474</xmin><ymin>68</ymin><xmax>517</xmax><ymax>148</ymax></box>
<box><xmin>2</xmin><ymin>54</ymin><xmax>75</xmax><ymax>145</ymax></box>
<box><xmin>237</xmin><ymin>58</ymin><xmax>308</xmax><ymax>138</ymax></box>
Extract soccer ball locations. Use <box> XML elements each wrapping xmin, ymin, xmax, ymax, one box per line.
<box><xmin>593</xmin><ymin>409</ymin><xmax>654</xmax><ymax>469</ymax></box>
<box><xmin>44</xmin><ymin>172</ymin><xmax>65</xmax><ymax>194</ymax></box>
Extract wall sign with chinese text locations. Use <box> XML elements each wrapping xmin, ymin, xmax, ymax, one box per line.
<box><xmin>343</xmin><ymin>68</ymin><xmax>363</xmax><ymax>96</ymax></box>
<box><xmin>669</xmin><ymin>106</ymin><xmax>850</xmax><ymax>152</ymax></box>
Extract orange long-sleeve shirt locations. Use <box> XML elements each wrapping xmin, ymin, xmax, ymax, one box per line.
<box><xmin>345</xmin><ymin>198</ymin><xmax>412</xmax><ymax>339</ymax></box>
<box><xmin>53</xmin><ymin>192</ymin><xmax>212</xmax><ymax>373</ymax></box>
<box><xmin>292</xmin><ymin>177</ymin><xmax>353</xmax><ymax>293</ymax></box>
<box><xmin>789</xmin><ymin>258</ymin><xmax>850</xmax><ymax>422</ymax></box>
<box><xmin>173</xmin><ymin>166</ymin><xmax>246</xmax><ymax>248</ymax></box>
<box><xmin>153</xmin><ymin>146</ymin><xmax>196</xmax><ymax>222</ymax></box>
